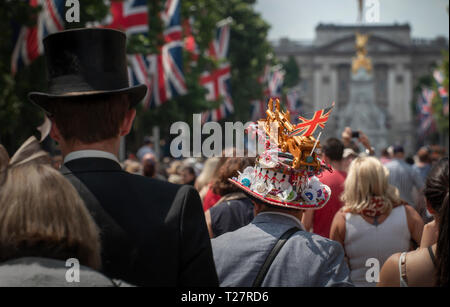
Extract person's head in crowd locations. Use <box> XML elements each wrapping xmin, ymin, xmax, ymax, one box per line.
<box><xmin>405</xmin><ymin>156</ymin><xmax>414</xmax><ymax>165</ymax></box>
<box><xmin>429</xmin><ymin>145</ymin><xmax>446</xmax><ymax>164</ymax></box>
<box><xmin>321</xmin><ymin>137</ymin><xmax>346</xmax><ymax>172</ymax></box>
<box><xmin>167</xmin><ymin>160</ymin><xmax>183</xmax><ymax>176</ymax></box>
<box><xmin>322</xmin><ymin>138</ymin><xmax>344</xmax><ymax>163</ymax></box>
<box><xmin>341</xmin><ymin>156</ymin><xmax>401</xmax><ymax>216</ymax></box>
<box><xmin>0</xmin><ymin>137</ymin><xmax>101</xmax><ymax>270</ymax></box>
<box><xmin>143</xmin><ymin>136</ymin><xmax>153</xmax><ymax>149</ymax></box>
<box><xmin>123</xmin><ymin>160</ymin><xmax>141</xmax><ymax>175</ymax></box>
<box><xmin>393</xmin><ymin>145</ymin><xmax>405</xmax><ymax>159</ymax></box>
<box><xmin>424</xmin><ymin>157</ymin><xmax>449</xmax><ymax>286</ymax></box>
<box><xmin>417</xmin><ymin>147</ymin><xmax>431</xmax><ymax>165</ymax></box>
<box><xmin>381</xmin><ymin>147</ymin><xmax>391</xmax><ymax>159</ymax></box>
<box><xmin>181</xmin><ymin>166</ymin><xmax>196</xmax><ymax>185</ymax></box>
<box><xmin>342</xmin><ymin>148</ymin><xmax>358</xmax><ymax>173</ymax></box>
<box><xmin>195</xmin><ymin>157</ymin><xmax>220</xmax><ymax>192</ymax></box>
<box><xmin>47</xmin><ymin>93</ymin><xmax>135</xmax><ymax>158</ymax></box>
<box><xmin>211</xmin><ymin>156</ymin><xmax>255</xmax><ymax>197</ymax></box>
<box><xmin>168</xmin><ymin>174</ymin><xmax>183</xmax><ymax>184</ymax></box>
<box><xmin>142</xmin><ymin>153</ymin><xmax>157</xmax><ymax>178</ymax></box>
<box><xmin>341</xmin><ymin>127</ymin><xmax>361</xmax><ymax>153</ymax></box>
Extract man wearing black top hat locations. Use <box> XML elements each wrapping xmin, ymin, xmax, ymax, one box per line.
<box><xmin>28</xmin><ymin>28</ymin><xmax>218</xmax><ymax>287</ymax></box>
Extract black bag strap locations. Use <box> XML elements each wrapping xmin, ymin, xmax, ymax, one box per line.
<box><xmin>252</xmin><ymin>226</ymin><xmax>300</xmax><ymax>287</ymax></box>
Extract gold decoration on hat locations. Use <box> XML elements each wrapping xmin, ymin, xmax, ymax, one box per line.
<box><xmin>259</xmin><ymin>98</ymin><xmax>321</xmax><ymax>170</ymax></box>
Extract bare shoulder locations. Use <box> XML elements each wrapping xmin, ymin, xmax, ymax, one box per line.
<box><xmin>403</xmin><ymin>204</ymin><xmax>419</xmax><ymax>216</ymax></box>
<box><xmin>378</xmin><ymin>252</ymin><xmax>401</xmax><ymax>287</ymax></box>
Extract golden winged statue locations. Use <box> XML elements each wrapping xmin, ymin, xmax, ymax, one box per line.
<box><xmin>352</xmin><ymin>32</ymin><xmax>372</xmax><ymax>74</ymax></box>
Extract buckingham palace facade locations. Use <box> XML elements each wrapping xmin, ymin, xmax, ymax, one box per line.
<box><xmin>273</xmin><ymin>23</ymin><xmax>448</xmax><ymax>154</ymax></box>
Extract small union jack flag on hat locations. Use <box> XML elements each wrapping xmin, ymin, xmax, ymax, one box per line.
<box><xmin>289</xmin><ymin>102</ymin><xmax>335</xmax><ymax>138</ymax></box>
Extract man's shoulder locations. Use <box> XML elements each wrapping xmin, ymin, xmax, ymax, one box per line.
<box><xmin>292</xmin><ymin>231</ymin><xmax>344</xmax><ymax>255</ymax></box>
<box><xmin>212</xmin><ymin>222</ymin><xmax>257</xmax><ymax>247</ymax></box>
<box><xmin>123</xmin><ymin>172</ymin><xmax>197</xmax><ymax>203</ymax></box>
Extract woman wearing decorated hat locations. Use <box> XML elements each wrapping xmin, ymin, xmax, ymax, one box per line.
<box><xmin>211</xmin><ymin>99</ymin><xmax>353</xmax><ymax>287</ymax></box>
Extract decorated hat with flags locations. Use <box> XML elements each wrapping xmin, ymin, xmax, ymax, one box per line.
<box><xmin>229</xmin><ymin>98</ymin><xmax>335</xmax><ymax>210</ymax></box>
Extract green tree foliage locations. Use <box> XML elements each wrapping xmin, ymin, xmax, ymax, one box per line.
<box><xmin>0</xmin><ymin>0</ymin><xmax>108</xmax><ymax>153</ymax></box>
<box><xmin>0</xmin><ymin>0</ymin><xmax>272</xmax><ymax>153</ymax></box>
<box><xmin>129</xmin><ymin>0</ymin><xmax>272</xmax><ymax>151</ymax></box>
<box><xmin>282</xmin><ymin>55</ymin><xmax>300</xmax><ymax>88</ymax></box>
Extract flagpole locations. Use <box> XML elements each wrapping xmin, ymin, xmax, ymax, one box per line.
<box><xmin>310</xmin><ymin>132</ymin><xmax>322</xmax><ymax>156</ymax></box>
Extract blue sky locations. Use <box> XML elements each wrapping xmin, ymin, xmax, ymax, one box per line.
<box><xmin>254</xmin><ymin>0</ymin><xmax>449</xmax><ymax>41</ymax></box>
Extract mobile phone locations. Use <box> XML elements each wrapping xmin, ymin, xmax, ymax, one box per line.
<box><xmin>351</xmin><ymin>131</ymin><xmax>360</xmax><ymax>138</ymax></box>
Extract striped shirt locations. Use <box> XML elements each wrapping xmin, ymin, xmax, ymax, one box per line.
<box><xmin>386</xmin><ymin>159</ymin><xmax>424</xmax><ymax>208</ymax></box>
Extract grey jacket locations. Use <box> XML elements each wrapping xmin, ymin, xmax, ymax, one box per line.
<box><xmin>211</xmin><ymin>212</ymin><xmax>353</xmax><ymax>287</ymax></box>
<box><xmin>0</xmin><ymin>257</ymin><xmax>131</xmax><ymax>287</ymax></box>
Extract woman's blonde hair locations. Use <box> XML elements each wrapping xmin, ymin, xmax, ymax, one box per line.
<box><xmin>0</xmin><ymin>137</ymin><xmax>101</xmax><ymax>269</ymax></box>
<box><xmin>195</xmin><ymin>157</ymin><xmax>220</xmax><ymax>192</ymax></box>
<box><xmin>341</xmin><ymin>156</ymin><xmax>401</xmax><ymax>215</ymax></box>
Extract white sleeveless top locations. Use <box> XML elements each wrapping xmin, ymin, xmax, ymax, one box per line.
<box><xmin>344</xmin><ymin>205</ymin><xmax>410</xmax><ymax>287</ymax></box>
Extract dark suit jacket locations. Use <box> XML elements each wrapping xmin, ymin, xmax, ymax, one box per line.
<box><xmin>63</xmin><ymin>157</ymin><xmax>218</xmax><ymax>287</ymax></box>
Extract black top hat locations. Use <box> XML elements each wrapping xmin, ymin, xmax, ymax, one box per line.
<box><xmin>28</xmin><ymin>28</ymin><xmax>147</xmax><ymax>111</ymax></box>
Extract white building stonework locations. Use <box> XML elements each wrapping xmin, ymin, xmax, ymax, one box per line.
<box><xmin>273</xmin><ymin>24</ymin><xmax>448</xmax><ymax>154</ymax></box>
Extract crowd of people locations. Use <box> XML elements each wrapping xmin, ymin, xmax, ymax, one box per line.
<box><xmin>0</xmin><ymin>28</ymin><xmax>448</xmax><ymax>287</ymax></box>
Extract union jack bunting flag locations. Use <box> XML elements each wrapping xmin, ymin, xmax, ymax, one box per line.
<box><xmin>417</xmin><ymin>87</ymin><xmax>436</xmax><ymax>136</ymax></box>
<box><xmin>201</xmin><ymin>18</ymin><xmax>234</xmax><ymax>122</ymax></box>
<box><xmin>128</xmin><ymin>53</ymin><xmax>154</xmax><ymax>108</ymax></box>
<box><xmin>127</xmin><ymin>0</ymin><xmax>187</xmax><ymax>108</ymax></box>
<box><xmin>289</xmin><ymin>102</ymin><xmax>335</xmax><ymax>138</ymax></box>
<box><xmin>11</xmin><ymin>0</ymin><xmax>65</xmax><ymax>75</ymax></box>
<box><xmin>433</xmin><ymin>69</ymin><xmax>449</xmax><ymax>116</ymax></box>
<box><xmin>286</xmin><ymin>90</ymin><xmax>300</xmax><ymax>119</ymax></box>
<box><xmin>100</xmin><ymin>0</ymin><xmax>149</xmax><ymax>36</ymax></box>
<box><xmin>250</xmin><ymin>99</ymin><xmax>267</xmax><ymax>121</ymax></box>
<box><xmin>263</xmin><ymin>65</ymin><xmax>285</xmax><ymax>99</ymax></box>
<box><xmin>183</xmin><ymin>17</ymin><xmax>199</xmax><ymax>62</ymax></box>
<box><xmin>249</xmin><ymin>65</ymin><xmax>285</xmax><ymax>121</ymax></box>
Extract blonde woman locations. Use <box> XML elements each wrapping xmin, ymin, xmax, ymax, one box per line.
<box><xmin>0</xmin><ymin>137</ymin><xmax>115</xmax><ymax>286</ymax></box>
<box><xmin>330</xmin><ymin>156</ymin><xmax>423</xmax><ymax>286</ymax></box>
<box><xmin>195</xmin><ymin>157</ymin><xmax>220</xmax><ymax>203</ymax></box>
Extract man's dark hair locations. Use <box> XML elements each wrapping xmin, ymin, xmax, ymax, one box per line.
<box><xmin>46</xmin><ymin>93</ymin><xmax>130</xmax><ymax>144</ymax></box>
<box><xmin>322</xmin><ymin>137</ymin><xmax>344</xmax><ymax>161</ymax></box>
<box><xmin>245</xmin><ymin>193</ymin><xmax>302</xmax><ymax>214</ymax></box>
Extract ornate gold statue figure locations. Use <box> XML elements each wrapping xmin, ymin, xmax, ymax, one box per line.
<box><xmin>352</xmin><ymin>32</ymin><xmax>372</xmax><ymax>74</ymax></box>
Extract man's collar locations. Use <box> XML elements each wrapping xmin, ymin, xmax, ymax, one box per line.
<box><xmin>64</xmin><ymin>150</ymin><xmax>119</xmax><ymax>164</ymax></box>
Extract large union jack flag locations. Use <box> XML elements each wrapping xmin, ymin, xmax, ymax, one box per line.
<box><xmin>100</xmin><ymin>0</ymin><xmax>148</xmax><ymax>36</ymax></box>
<box><xmin>289</xmin><ymin>103</ymin><xmax>335</xmax><ymax>138</ymax></box>
<box><xmin>11</xmin><ymin>0</ymin><xmax>65</xmax><ymax>75</ymax></box>
<box><xmin>201</xmin><ymin>19</ymin><xmax>233</xmax><ymax>122</ymax></box>
<box><xmin>128</xmin><ymin>0</ymin><xmax>187</xmax><ymax>108</ymax></box>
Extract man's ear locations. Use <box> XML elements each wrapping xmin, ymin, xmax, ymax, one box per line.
<box><xmin>49</xmin><ymin>120</ymin><xmax>62</xmax><ymax>143</ymax></box>
<box><xmin>120</xmin><ymin>108</ymin><xmax>136</xmax><ymax>137</ymax></box>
